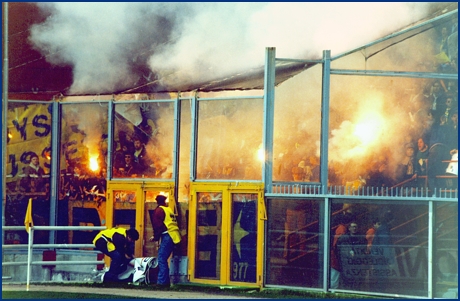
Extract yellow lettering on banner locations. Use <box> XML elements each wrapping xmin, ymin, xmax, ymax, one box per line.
<box><xmin>6</xmin><ymin>103</ymin><xmax>52</xmax><ymax>183</ymax></box>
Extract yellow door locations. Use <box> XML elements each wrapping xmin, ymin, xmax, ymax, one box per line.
<box><xmin>188</xmin><ymin>182</ymin><xmax>265</xmax><ymax>287</ymax></box>
<box><xmin>106</xmin><ymin>181</ymin><xmax>174</xmax><ymax>258</ymax></box>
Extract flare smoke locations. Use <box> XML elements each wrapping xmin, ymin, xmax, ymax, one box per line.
<box><xmin>29</xmin><ymin>2</ymin><xmax>431</xmax><ymax>94</ymax></box>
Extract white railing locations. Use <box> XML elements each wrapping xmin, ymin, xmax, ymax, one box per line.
<box><xmin>2</xmin><ymin>225</ymin><xmax>106</xmax><ymax>291</ymax></box>
<box><xmin>269</xmin><ymin>184</ymin><xmax>458</xmax><ymax>200</ymax></box>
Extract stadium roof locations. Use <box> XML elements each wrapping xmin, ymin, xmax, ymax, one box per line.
<box><xmin>4</xmin><ymin>3</ymin><xmax>458</xmax><ymax>99</ymax></box>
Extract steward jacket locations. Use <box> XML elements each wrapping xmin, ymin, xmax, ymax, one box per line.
<box><xmin>93</xmin><ymin>227</ymin><xmax>131</xmax><ymax>254</ymax></box>
<box><xmin>152</xmin><ymin>205</ymin><xmax>181</xmax><ymax>244</ymax></box>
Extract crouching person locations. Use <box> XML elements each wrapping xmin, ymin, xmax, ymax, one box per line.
<box><xmin>93</xmin><ymin>227</ymin><xmax>140</xmax><ymax>282</ymax></box>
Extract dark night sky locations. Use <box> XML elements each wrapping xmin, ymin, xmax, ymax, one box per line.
<box><xmin>6</xmin><ymin>2</ymin><xmax>73</xmax><ymax>99</ymax></box>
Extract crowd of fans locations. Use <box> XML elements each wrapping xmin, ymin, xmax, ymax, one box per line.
<box><xmin>285</xmin><ymin>23</ymin><xmax>458</xmax><ymax>192</ymax></box>
<box><xmin>9</xmin><ymin>22</ymin><xmax>458</xmax><ymax>200</ymax></box>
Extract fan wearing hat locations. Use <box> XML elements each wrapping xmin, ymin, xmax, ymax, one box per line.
<box><xmin>150</xmin><ymin>195</ymin><xmax>181</xmax><ymax>286</ymax></box>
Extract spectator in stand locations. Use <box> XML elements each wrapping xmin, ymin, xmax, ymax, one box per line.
<box><xmin>415</xmin><ymin>137</ymin><xmax>430</xmax><ymax>176</ymax></box>
<box><xmin>425</xmin><ymin>81</ymin><xmax>446</xmax><ymax>121</ymax></box>
<box><xmin>429</xmin><ymin>112</ymin><xmax>450</xmax><ymax>148</ymax></box>
<box><xmin>113</xmin><ymin>142</ymin><xmax>132</xmax><ymax>171</ymax></box>
<box><xmin>115</xmin><ymin>153</ymin><xmax>141</xmax><ymax>178</ymax></box>
<box><xmin>296</xmin><ymin>159</ymin><xmax>309</xmax><ymax>181</ymax></box>
<box><xmin>440</xmin><ymin>94</ymin><xmax>456</xmax><ymax>125</ymax></box>
<box><xmin>439</xmin><ymin>27</ymin><xmax>450</xmax><ymax>56</ymax></box>
<box><xmin>22</xmin><ymin>154</ymin><xmax>46</xmax><ymax>193</ymax></box>
<box><xmin>445</xmin><ymin>108</ymin><xmax>458</xmax><ymax>153</ymax></box>
<box><xmin>396</xmin><ymin>143</ymin><xmax>417</xmax><ymax>183</ymax></box>
<box><xmin>427</xmin><ymin>142</ymin><xmax>452</xmax><ymax>195</ymax></box>
<box><xmin>366</xmin><ymin>217</ymin><xmax>381</xmax><ymax>253</ymax></box>
<box><xmin>117</xmin><ymin>130</ymin><xmax>134</xmax><ymax>153</ymax></box>
<box><xmin>69</xmin><ymin>165</ymin><xmax>87</xmax><ymax>200</ymax></box>
<box><xmin>336</xmin><ymin>220</ymin><xmax>367</xmax><ymax>290</ymax></box>
<box><xmin>430</xmin><ymin>101</ymin><xmax>457</xmax><ymax>179</ymax></box>
<box><xmin>291</xmin><ymin>165</ymin><xmax>304</xmax><ymax>182</ymax></box>
<box><xmin>366</xmin><ymin>162</ymin><xmax>394</xmax><ymax>190</ymax></box>
<box><xmin>330</xmin><ymin>212</ymin><xmax>353</xmax><ymax>289</ymax></box>
<box><xmin>446</xmin><ymin>80</ymin><xmax>458</xmax><ymax>103</ymax></box>
<box><xmin>416</xmin><ymin>109</ymin><xmax>436</xmax><ymax>142</ymax></box>
<box><xmin>436</xmin><ymin>27</ymin><xmax>455</xmax><ymax>73</ymax></box>
<box><xmin>65</xmin><ymin>182</ymin><xmax>79</xmax><ymax>201</ymax></box>
<box><xmin>275</xmin><ymin>152</ymin><xmax>292</xmax><ymax>181</ymax></box>
<box><xmin>133</xmin><ymin>137</ymin><xmax>153</xmax><ymax>175</ymax></box>
<box><xmin>371</xmin><ymin>211</ymin><xmax>396</xmax><ymax>293</ymax></box>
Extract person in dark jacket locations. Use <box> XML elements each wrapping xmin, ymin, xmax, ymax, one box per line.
<box><xmin>371</xmin><ymin>211</ymin><xmax>396</xmax><ymax>292</ymax></box>
<box><xmin>93</xmin><ymin>227</ymin><xmax>139</xmax><ymax>282</ymax></box>
<box><xmin>336</xmin><ymin>220</ymin><xmax>367</xmax><ymax>289</ymax></box>
<box><xmin>22</xmin><ymin>154</ymin><xmax>46</xmax><ymax>192</ymax></box>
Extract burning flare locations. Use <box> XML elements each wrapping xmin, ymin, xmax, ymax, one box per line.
<box><xmin>353</xmin><ymin>107</ymin><xmax>385</xmax><ymax>147</ymax></box>
<box><xmin>89</xmin><ymin>156</ymin><xmax>99</xmax><ymax>172</ymax></box>
<box><xmin>257</xmin><ymin>146</ymin><xmax>265</xmax><ymax>162</ymax></box>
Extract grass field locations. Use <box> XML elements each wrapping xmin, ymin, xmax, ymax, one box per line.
<box><xmin>2</xmin><ymin>283</ymin><xmax>383</xmax><ymax>299</ymax></box>
<box><xmin>2</xmin><ymin>291</ymin><xmax>147</xmax><ymax>299</ymax></box>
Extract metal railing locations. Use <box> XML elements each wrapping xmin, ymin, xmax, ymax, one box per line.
<box><xmin>2</xmin><ymin>225</ymin><xmax>106</xmax><ymax>290</ymax></box>
<box><xmin>269</xmin><ymin>183</ymin><xmax>458</xmax><ymax>200</ymax></box>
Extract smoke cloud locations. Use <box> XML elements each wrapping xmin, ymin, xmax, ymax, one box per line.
<box><xmin>28</xmin><ymin>2</ymin><xmax>453</xmax><ymax>187</ymax></box>
<box><xmin>29</xmin><ymin>2</ymin><xmax>432</xmax><ymax>94</ymax></box>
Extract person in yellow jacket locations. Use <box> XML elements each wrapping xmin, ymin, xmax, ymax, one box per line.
<box><xmin>93</xmin><ymin>227</ymin><xmax>139</xmax><ymax>282</ymax></box>
<box><xmin>150</xmin><ymin>195</ymin><xmax>181</xmax><ymax>286</ymax></box>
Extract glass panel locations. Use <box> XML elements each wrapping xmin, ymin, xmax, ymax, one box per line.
<box><xmin>266</xmin><ymin>198</ymin><xmax>323</xmax><ymax>288</ymax></box>
<box><xmin>196</xmin><ymin>98</ymin><xmax>263</xmax><ymax>180</ymax></box>
<box><xmin>60</xmin><ymin>103</ymin><xmax>108</xmax><ymax>244</ymax></box>
<box><xmin>5</xmin><ymin>102</ymin><xmax>52</xmax><ymax>244</ymax></box>
<box><xmin>113</xmin><ymin>190</ymin><xmax>136</xmax><ymax>229</ymax></box>
<box><xmin>195</xmin><ymin>192</ymin><xmax>222</xmax><ymax>280</ymax></box>
<box><xmin>273</xmin><ymin>65</ymin><xmax>322</xmax><ymax>183</ymax></box>
<box><xmin>230</xmin><ymin>193</ymin><xmax>257</xmax><ymax>283</ymax></box>
<box><xmin>112</xmin><ymin>101</ymin><xmax>174</xmax><ymax>179</ymax></box>
<box><xmin>143</xmin><ymin>191</ymin><xmax>170</xmax><ymax>257</ymax></box>
<box><xmin>332</xmin><ymin>17</ymin><xmax>458</xmax><ymax>74</ymax></box>
<box><xmin>327</xmin><ymin>74</ymin><xmax>458</xmax><ymax>194</ymax></box>
<box><xmin>434</xmin><ymin>202</ymin><xmax>458</xmax><ymax>298</ymax></box>
<box><xmin>329</xmin><ymin>200</ymin><xmax>428</xmax><ymax>297</ymax></box>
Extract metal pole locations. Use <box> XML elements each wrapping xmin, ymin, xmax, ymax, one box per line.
<box><xmin>2</xmin><ymin>2</ymin><xmax>9</xmax><ymax>247</ymax></box>
<box><xmin>323</xmin><ymin>197</ymin><xmax>331</xmax><ymax>291</ymax></box>
<box><xmin>330</xmin><ymin>69</ymin><xmax>457</xmax><ymax>80</ymax></box>
<box><xmin>26</xmin><ymin>227</ymin><xmax>34</xmax><ymax>291</ymax></box>
<box><xmin>49</xmin><ymin>100</ymin><xmax>60</xmax><ymax>244</ymax></box>
<box><xmin>262</xmin><ymin>47</ymin><xmax>276</xmax><ymax>189</ymax></box>
<box><xmin>189</xmin><ymin>94</ymin><xmax>198</xmax><ymax>181</ymax></box>
<box><xmin>173</xmin><ymin>95</ymin><xmax>181</xmax><ymax>199</ymax></box>
<box><xmin>107</xmin><ymin>99</ymin><xmax>113</xmax><ymax>179</ymax></box>
<box><xmin>320</xmin><ymin>50</ymin><xmax>331</xmax><ymax>192</ymax></box>
<box><xmin>428</xmin><ymin>201</ymin><xmax>434</xmax><ymax>298</ymax></box>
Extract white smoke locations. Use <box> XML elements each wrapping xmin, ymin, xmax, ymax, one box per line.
<box><xmin>28</xmin><ymin>2</ymin><xmax>432</xmax><ymax>94</ymax></box>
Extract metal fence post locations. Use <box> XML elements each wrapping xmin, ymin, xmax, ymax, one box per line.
<box><xmin>26</xmin><ymin>226</ymin><xmax>34</xmax><ymax>291</ymax></box>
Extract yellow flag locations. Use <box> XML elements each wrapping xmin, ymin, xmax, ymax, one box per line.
<box><xmin>24</xmin><ymin>198</ymin><xmax>34</xmax><ymax>233</ymax></box>
<box><xmin>435</xmin><ymin>51</ymin><xmax>450</xmax><ymax>64</ymax></box>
